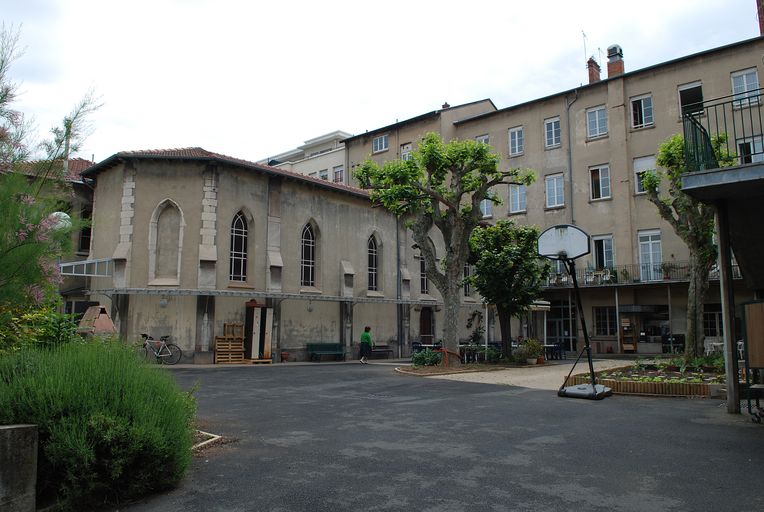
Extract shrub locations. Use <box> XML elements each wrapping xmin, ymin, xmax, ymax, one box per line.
<box><xmin>0</xmin><ymin>341</ymin><xmax>196</xmax><ymax>510</ymax></box>
<box><xmin>484</xmin><ymin>345</ymin><xmax>504</xmax><ymax>363</ymax></box>
<box><xmin>0</xmin><ymin>303</ymin><xmax>81</xmax><ymax>354</ymax></box>
<box><xmin>513</xmin><ymin>339</ymin><xmax>543</xmax><ymax>361</ymax></box>
<box><xmin>412</xmin><ymin>348</ymin><xmax>442</xmax><ymax>367</ymax></box>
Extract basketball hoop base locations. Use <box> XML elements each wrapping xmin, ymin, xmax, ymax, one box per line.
<box><xmin>558</xmin><ymin>383</ymin><xmax>612</xmax><ymax>400</ymax></box>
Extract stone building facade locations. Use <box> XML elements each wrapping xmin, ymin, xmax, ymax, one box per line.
<box><xmin>82</xmin><ymin>149</ymin><xmax>480</xmax><ymax>362</ymax></box>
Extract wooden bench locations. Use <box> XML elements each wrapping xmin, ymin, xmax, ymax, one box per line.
<box><xmin>370</xmin><ymin>345</ymin><xmax>394</xmax><ymax>359</ymax></box>
<box><xmin>306</xmin><ymin>343</ymin><xmax>346</xmax><ymax>362</ymax></box>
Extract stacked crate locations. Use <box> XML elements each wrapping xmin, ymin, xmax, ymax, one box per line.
<box><xmin>214</xmin><ymin>323</ymin><xmax>245</xmax><ymax>364</ymax></box>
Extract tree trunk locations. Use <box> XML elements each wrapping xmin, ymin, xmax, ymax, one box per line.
<box><xmin>685</xmin><ymin>252</ymin><xmax>713</xmax><ymax>360</ymax></box>
<box><xmin>441</xmin><ymin>279</ymin><xmax>462</xmax><ymax>367</ymax></box>
<box><xmin>496</xmin><ymin>304</ymin><xmax>512</xmax><ymax>357</ymax></box>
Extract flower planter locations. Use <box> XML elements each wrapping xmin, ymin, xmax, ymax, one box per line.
<box><xmin>526</xmin><ymin>358</ymin><xmax>537</xmax><ymax>365</ymax></box>
<box><xmin>569</xmin><ymin>372</ymin><xmax>711</xmax><ymax>397</ymax></box>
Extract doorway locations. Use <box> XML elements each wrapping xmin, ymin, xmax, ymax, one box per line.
<box><xmin>419</xmin><ymin>307</ymin><xmax>434</xmax><ymax>343</ymax></box>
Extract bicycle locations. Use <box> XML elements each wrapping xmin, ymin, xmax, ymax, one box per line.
<box><xmin>140</xmin><ymin>333</ymin><xmax>182</xmax><ymax>365</ymax></box>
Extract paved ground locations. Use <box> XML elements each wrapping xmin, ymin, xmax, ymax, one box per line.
<box><xmin>120</xmin><ymin>360</ymin><xmax>764</xmax><ymax>512</ymax></box>
<box><xmin>427</xmin><ymin>358</ymin><xmax>633</xmax><ymax>390</ymax></box>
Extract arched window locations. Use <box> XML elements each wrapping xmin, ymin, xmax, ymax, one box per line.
<box><xmin>229</xmin><ymin>212</ymin><xmax>248</xmax><ymax>281</ymax></box>
<box><xmin>368</xmin><ymin>235</ymin><xmax>378</xmax><ymax>291</ymax></box>
<box><xmin>301</xmin><ymin>223</ymin><xmax>316</xmax><ymax>287</ymax></box>
<box><xmin>148</xmin><ymin>199</ymin><xmax>185</xmax><ymax>285</ymax></box>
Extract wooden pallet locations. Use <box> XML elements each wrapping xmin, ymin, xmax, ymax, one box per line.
<box><xmin>214</xmin><ymin>336</ymin><xmax>245</xmax><ymax>364</ymax></box>
<box><xmin>215</xmin><ymin>339</ymin><xmax>244</xmax><ymax>351</ymax></box>
<box><xmin>248</xmin><ymin>358</ymin><xmax>272</xmax><ymax>364</ymax></box>
<box><xmin>214</xmin><ymin>352</ymin><xmax>246</xmax><ymax>364</ymax></box>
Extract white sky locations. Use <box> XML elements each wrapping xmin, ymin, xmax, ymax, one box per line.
<box><xmin>4</xmin><ymin>0</ymin><xmax>761</xmax><ymax>163</ymax></box>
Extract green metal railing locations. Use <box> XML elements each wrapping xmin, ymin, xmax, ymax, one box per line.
<box><xmin>543</xmin><ymin>261</ymin><xmax>741</xmax><ymax>289</ymax></box>
<box><xmin>682</xmin><ymin>88</ymin><xmax>764</xmax><ymax>172</ymax></box>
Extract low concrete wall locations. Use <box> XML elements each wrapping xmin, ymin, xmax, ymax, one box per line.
<box><xmin>0</xmin><ymin>425</ymin><xmax>37</xmax><ymax>512</ymax></box>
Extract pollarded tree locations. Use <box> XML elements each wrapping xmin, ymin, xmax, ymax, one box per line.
<box><xmin>355</xmin><ymin>132</ymin><xmax>535</xmax><ymax>365</ymax></box>
<box><xmin>642</xmin><ymin>133</ymin><xmax>733</xmax><ymax>359</ymax></box>
<box><xmin>468</xmin><ymin>220</ymin><xmax>550</xmax><ymax>357</ymax></box>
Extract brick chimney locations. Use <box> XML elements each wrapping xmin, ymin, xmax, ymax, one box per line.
<box><xmin>587</xmin><ymin>57</ymin><xmax>601</xmax><ymax>84</ymax></box>
<box><xmin>442</xmin><ymin>102</ymin><xmax>451</xmax><ymax>109</ymax></box>
<box><xmin>607</xmin><ymin>44</ymin><xmax>624</xmax><ymax>78</ymax></box>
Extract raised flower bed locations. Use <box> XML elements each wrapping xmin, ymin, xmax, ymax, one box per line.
<box><xmin>568</xmin><ymin>358</ymin><xmax>726</xmax><ymax>397</ymax></box>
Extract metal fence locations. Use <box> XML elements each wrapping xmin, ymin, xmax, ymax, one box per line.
<box><xmin>682</xmin><ymin>88</ymin><xmax>764</xmax><ymax>172</ymax></box>
<box><xmin>543</xmin><ymin>261</ymin><xmax>741</xmax><ymax>288</ymax></box>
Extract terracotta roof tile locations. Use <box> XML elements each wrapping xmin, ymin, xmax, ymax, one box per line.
<box><xmin>84</xmin><ymin>147</ymin><xmax>370</xmax><ymax>198</ymax></box>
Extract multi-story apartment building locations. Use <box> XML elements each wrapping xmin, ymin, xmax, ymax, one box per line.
<box><xmin>343</xmin><ymin>37</ymin><xmax>763</xmax><ymax>355</ymax></box>
<box><xmin>258</xmin><ymin>130</ymin><xmax>351</xmax><ymax>184</ymax></box>
<box><xmin>74</xmin><ymin>35</ymin><xmax>762</xmax><ymax>363</ymax></box>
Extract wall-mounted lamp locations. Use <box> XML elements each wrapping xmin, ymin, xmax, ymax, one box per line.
<box><xmin>159</xmin><ymin>297</ymin><xmax>168</xmax><ymax>308</ymax></box>
<box><xmin>307</xmin><ymin>300</ymin><xmax>313</xmax><ymax>313</ymax></box>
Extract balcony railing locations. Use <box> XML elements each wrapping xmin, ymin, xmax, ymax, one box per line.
<box><xmin>543</xmin><ymin>261</ymin><xmax>742</xmax><ymax>288</ymax></box>
<box><xmin>682</xmin><ymin>88</ymin><xmax>764</xmax><ymax>172</ymax></box>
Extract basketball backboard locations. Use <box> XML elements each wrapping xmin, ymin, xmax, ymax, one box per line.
<box><xmin>538</xmin><ymin>224</ymin><xmax>590</xmax><ymax>261</ymax></box>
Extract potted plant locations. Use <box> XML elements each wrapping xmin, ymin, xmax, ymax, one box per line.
<box><xmin>660</xmin><ymin>262</ymin><xmax>677</xmax><ymax>279</ymax></box>
<box><xmin>514</xmin><ymin>339</ymin><xmax>543</xmax><ymax>365</ymax></box>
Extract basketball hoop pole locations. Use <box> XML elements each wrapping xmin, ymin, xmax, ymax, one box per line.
<box><xmin>537</xmin><ymin>224</ymin><xmax>611</xmax><ymax>399</ymax></box>
<box><xmin>560</xmin><ymin>258</ymin><xmax>598</xmax><ymax>390</ymax></box>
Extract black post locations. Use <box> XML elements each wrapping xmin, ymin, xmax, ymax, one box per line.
<box><xmin>565</xmin><ymin>258</ymin><xmax>598</xmax><ymax>388</ymax></box>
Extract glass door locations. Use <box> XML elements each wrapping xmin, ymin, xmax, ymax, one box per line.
<box><xmin>639</xmin><ymin>231</ymin><xmax>662</xmax><ymax>281</ymax></box>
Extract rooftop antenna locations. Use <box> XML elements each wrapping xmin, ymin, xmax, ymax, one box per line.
<box><xmin>582</xmin><ymin>30</ymin><xmax>588</xmax><ymax>68</ymax></box>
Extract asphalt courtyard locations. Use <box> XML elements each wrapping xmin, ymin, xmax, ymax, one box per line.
<box><xmin>122</xmin><ymin>360</ymin><xmax>764</xmax><ymax>512</ymax></box>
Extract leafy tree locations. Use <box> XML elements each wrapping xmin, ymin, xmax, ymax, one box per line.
<box><xmin>468</xmin><ymin>220</ymin><xmax>549</xmax><ymax>356</ymax></box>
<box><xmin>0</xmin><ymin>24</ymin><xmax>30</xmax><ymax>170</ymax></box>
<box><xmin>355</xmin><ymin>132</ymin><xmax>535</xmax><ymax>365</ymax></box>
<box><xmin>0</xmin><ymin>24</ymin><xmax>98</xmax><ymax>330</ymax></box>
<box><xmin>642</xmin><ymin>133</ymin><xmax>733</xmax><ymax>359</ymax></box>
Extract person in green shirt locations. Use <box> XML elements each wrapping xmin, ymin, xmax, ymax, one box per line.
<box><xmin>359</xmin><ymin>326</ymin><xmax>373</xmax><ymax>364</ymax></box>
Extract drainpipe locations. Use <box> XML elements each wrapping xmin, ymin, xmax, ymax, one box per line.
<box><xmin>396</xmin><ymin>216</ymin><xmax>402</xmax><ymax>357</ymax></box>
<box><xmin>565</xmin><ymin>90</ymin><xmax>579</xmax><ymax>225</ymax></box>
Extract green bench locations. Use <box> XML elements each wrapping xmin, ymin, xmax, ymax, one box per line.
<box><xmin>306</xmin><ymin>343</ymin><xmax>346</xmax><ymax>362</ymax></box>
<box><xmin>370</xmin><ymin>345</ymin><xmax>394</xmax><ymax>359</ymax></box>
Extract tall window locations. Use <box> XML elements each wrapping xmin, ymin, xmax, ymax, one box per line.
<box><xmin>703</xmin><ymin>304</ymin><xmax>723</xmax><ymax>337</ymax></box>
<box><xmin>373</xmin><ymin>134</ymin><xmax>389</xmax><ymax>153</ymax></box>
<box><xmin>586</xmin><ymin>105</ymin><xmax>608</xmax><ymax>138</ymax></box>
<box><xmin>631</xmin><ymin>94</ymin><xmax>654</xmax><ymax>128</ymax></box>
<box><xmin>78</xmin><ymin>205</ymin><xmax>92</xmax><ymax>254</ymax></box>
<box><xmin>367</xmin><ymin>236</ymin><xmax>378</xmax><ymax>291</ymax></box>
<box><xmin>400</xmin><ymin>143</ymin><xmax>412</xmax><ymax>161</ymax></box>
<box><xmin>509</xmin><ymin>126</ymin><xmax>524</xmax><ymax>156</ymax></box>
<box><xmin>479</xmin><ymin>198</ymin><xmax>493</xmax><ymax>217</ymax></box>
<box><xmin>544</xmin><ymin>117</ymin><xmax>561</xmax><ymax>148</ymax></box>
<box><xmin>229</xmin><ymin>212</ymin><xmax>248</xmax><ymax>282</ymax></box>
<box><xmin>319</xmin><ymin>169</ymin><xmax>328</xmax><ymax>180</ymax></box>
<box><xmin>594</xmin><ymin>307</ymin><xmax>617</xmax><ymax>336</ymax></box>
<box><xmin>590</xmin><ymin>165</ymin><xmax>611</xmax><ymax>200</ymax></box>
<box><xmin>732</xmin><ymin>68</ymin><xmax>759</xmax><ymax>107</ymax></box>
<box><xmin>593</xmin><ymin>236</ymin><xmax>613</xmax><ymax>269</ymax></box>
<box><xmin>678</xmin><ymin>82</ymin><xmax>704</xmax><ymax>116</ymax></box>
<box><xmin>638</xmin><ymin>230</ymin><xmax>662</xmax><ymax>281</ymax></box>
<box><xmin>463</xmin><ymin>264</ymin><xmax>472</xmax><ymax>297</ymax></box>
<box><xmin>633</xmin><ymin>155</ymin><xmax>656</xmax><ymax>194</ymax></box>
<box><xmin>301</xmin><ymin>224</ymin><xmax>316</xmax><ymax>287</ymax></box>
<box><xmin>509</xmin><ymin>184</ymin><xmax>526</xmax><ymax>213</ymax></box>
<box><xmin>419</xmin><ymin>256</ymin><xmax>428</xmax><ymax>295</ymax></box>
<box><xmin>333</xmin><ymin>165</ymin><xmax>344</xmax><ymax>183</ymax></box>
<box><xmin>545</xmin><ymin>173</ymin><xmax>564</xmax><ymax>208</ymax></box>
